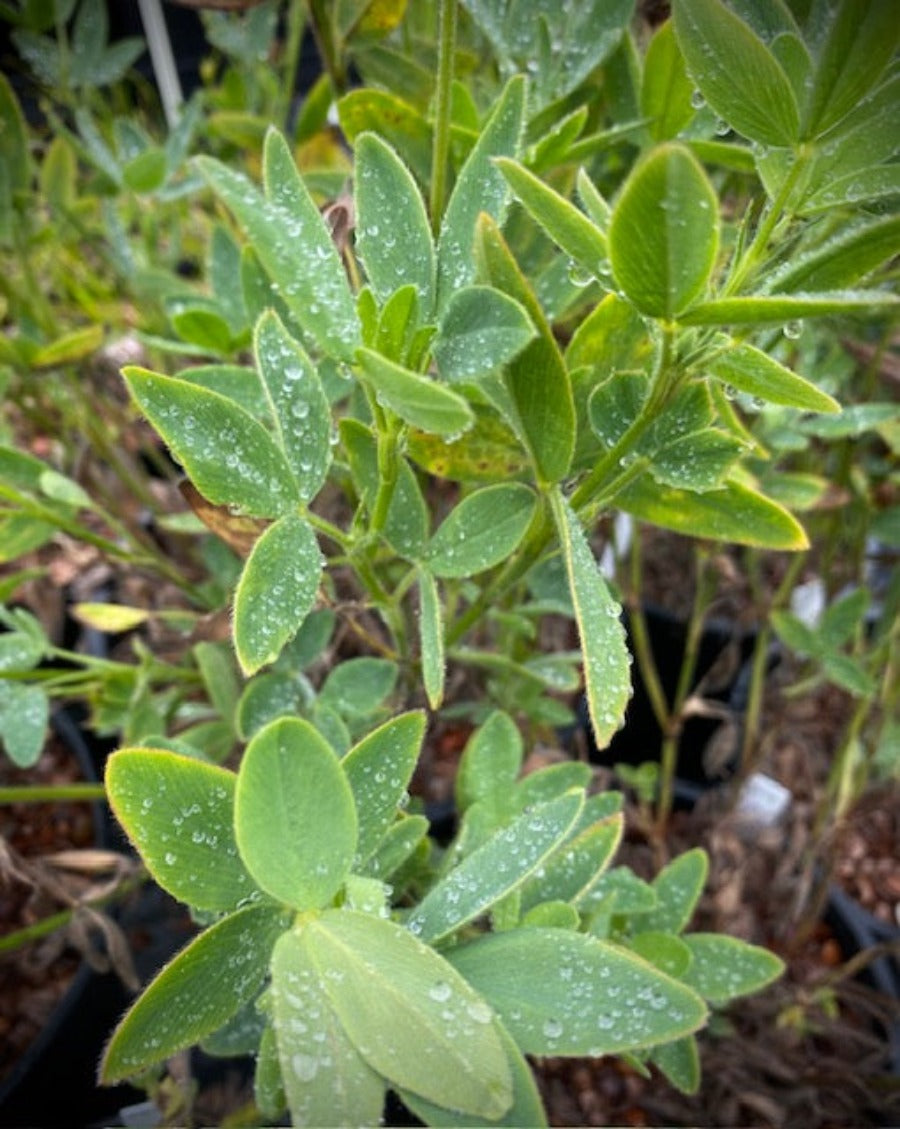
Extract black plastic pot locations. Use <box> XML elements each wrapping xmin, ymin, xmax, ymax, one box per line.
<box><xmin>826</xmin><ymin>883</ymin><xmax>900</xmax><ymax>1077</ymax></box>
<box><xmin>0</xmin><ymin>711</ymin><xmax>147</xmax><ymax>1128</ymax></box>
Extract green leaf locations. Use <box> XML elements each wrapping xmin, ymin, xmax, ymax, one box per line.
<box><xmin>254</xmin><ymin>311</ymin><xmax>332</xmax><ymax>502</ymax></box>
<box><xmin>0</xmin><ymin>682</ymin><xmax>48</xmax><ymax>768</ymax></box>
<box><xmin>495</xmin><ymin>158</ymin><xmax>608</xmax><ymax>281</ymax></box>
<box><xmin>170</xmin><ymin>308</ymin><xmax>234</xmax><ymax>354</ymax></box>
<box><xmin>461</xmin><ymin>0</ymin><xmax>633</xmax><ymax>108</ymax></box>
<box><xmin>233</xmin><ymin>514</ymin><xmax>322</xmax><ymax>676</ymax></box>
<box><xmin>609</xmin><ymin>143</ymin><xmax>719</xmax><ymax>319</ymax></box>
<box><xmin>175</xmin><ymin>364</ymin><xmax>266</xmax><ymax>417</ymax></box>
<box><xmin>101</xmin><ymin>904</ymin><xmax>287</xmax><ymax>1083</ymax></box>
<box><xmin>680</xmin><ymin>290</ymin><xmax>899</xmax><ymax>325</ymax></box>
<box><xmin>270</xmin><ymin>926</ymin><xmax>385</xmax><ymax>1126</ymax></box>
<box><xmin>433</xmin><ymin>285</ymin><xmax>536</xmax><ymax>383</ymax></box>
<box><xmin>340</xmin><ymin>418</ymin><xmax>429</xmax><ymax>557</ymax></box>
<box><xmin>355</xmin><ymin>133</ymin><xmax>435</xmax><ymax>314</ymax></box>
<box><xmin>476</xmin><ymin>216</ymin><xmax>576</xmax><ymax>483</ymax></box>
<box><xmin>770</xmin><ymin>609</ymin><xmax>820</xmax><ymax>656</ymax></box>
<box><xmin>823</xmin><ymin>653</ymin><xmax>876</xmax><ymax>697</ymax></box>
<box><xmin>0</xmin><ymin>73</ymin><xmax>31</xmax><ymax>195</ymax></box>
<box><xmin>455</xmin><ymin>710</ymin><xmax>523</xmax><ymax>815</ymax></box>
<box><xmin>552</xmin><ymin>493</ymin><xmax>631</xmax><ymax>751</ymax></box>
<box><xmin>641</xmin><ymin>20</ymin><xmax>695</xmax><ymax>141</ymax></box>
<box><xmin>307</xmin><ymin>910</ymin><xmax>513</xmax><ymax>1118</ymax></box>
<box><xmin>801</xmin><ymin>0</ymin><xmax>900</xmax><ymax>138</ymax></box>
<box><xmin>236</xmin><ymin>672</ymin><xmax>311</xmax><ymax>740</ymax></box>
<box><xmin>519</xmin><ymin>817</ymin><xmax>623</xmax><ymax>912</ymax></box>
<box><xmin>234</xmin><ymin>718</ymin><xmax>357</xmax><ymax>909</ymax></box>
<box><xmin>105</xmin><ymin>750</ymin><xmax>256</xmax><ymax>912</ymax></box>
<box><xmin>342</xmin><ymin>711</ymin><xmax>425</xmax><ymax>865</ymax></box>
<box><xmin>651</xmin><ymin>428</ymin><xmax>745</xmax><ymax>492</ymax></box>
<box><xmin>406</xmin><ymin>791</ymin><xmax>584</xmax><ymax>943</ymax></box>
<box><xmin>821</xmin><ymin>588</ymin><xmax>869</xmax><ymax>649</ymax></box>
<box><xmin>363</xmin><ymin>813</ymin><xmax>429</xmax><ymax>881</ymax></box>
<box><xmin>338</xmin><ymin>88</ymin><xmax>433</xmax><ymax>188</ymax></box>
<box><xmin>636</xmin><ymin>848</ymin><xmax>708</xmax><ymax>935</ymax></box>
<box><xmin>122</xmin><ymin>147</ymin><xmax>167</xmax><ymax>194</ymax></box>
<box><xmin>681</xmin><ymin>934</ymin><xmax>784</xmax><ymax>1003</ymax></box>
<box><xmin>356</xmin><ymin>347</ymin><xmax>474</xmax><ymax>436</ymax></box>
<box><xmin>194</xmin><ymin>641</ymin><xmax>240</xmax><ymax>732</ymax></box>
<box><xmin>398</xmin><ymin>1019</ymin><xmax>548</xmax><ymax>1128</ymax></box>
<box><xmin>628</xmin><ymin>931</ymin><xmax>693</xmax><ymax>979</ymax></box>
<box><xmin>437</xmin><ymin>76</ymin><xmax>526</xmax><ymax>312</ymax></box>
<box><xmin>196</xmin><ymin>133</ymin><xmax>359</xmax><ymax>362</ymax></box>
<box><xmin>801</xmin><ymin>164</ymin><xmax>900</xmax><ymax>214</ymax></box>
<box><xmin>769</xmin><ymin>215</ymin><xmax>900</xmax><ymax>293</ymax></box>
<box><xmin>123</xmin><ymin>367</ymin><xmax>299</xmax><ymax>518</ymax></box>
<box><xmin>709</xmin><ymin>341</ymin><xmax>840</xmax><ymax>412</ymax></box>
<box><xmin>617</xmin><ymin>477</ymin><xmax>809</xmax><ymax>550</ymax></box>
<box><xmin>673</xmin><ymin>0</ymin><xmax>799</xmax><ymax>146</ymax></box>
<box><xmin>652</xmin><ymin>1035</ymin><xmax>700</xmax><ymax>1094</ymax></box>
<box><xmin>319</xmin><ymin>657</ymin><xmax>398</xmax><ymax>718</ymax></box>
<box><xmin>418</xmin><ymin>567</ymin><xmax>445</xmax><ymax>710</ymax></box>
<box><xmin>449</xmin><ymin>928</ymin><xmax>708</xmax><ymax>1056</ymax></box>
<box><xmin>426</xmin><ymin>484</ymin><xmax>536</xmax><ymax>578</ymax></box>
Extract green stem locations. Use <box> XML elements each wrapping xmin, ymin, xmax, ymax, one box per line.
<box><xmin>739</xmin><ymin>551</ymin><xmax>807</xmax><ymax>775</ymax></box>
<box><xmin>571</xmin><ymin>327</ymin><xmax>676</xmax><ymax>512</ymax></box>
<box><xmin>306</xmin><ymin>0</ymin><xmax>345</xmax><ymax>92</ymax></box>
<box><xmin>724</xmin><ymin>149</ymin><xmax>810</xmax><ymax>296</ymax></box>
<box><xmin>0</xmin><ymin>783</ymin><xmax>106</xmax><ymax>805</ymax></box>
<box><xmin>430</xmin><ymin>0</ymin><xmax>458</xmax><ymax>236</ymax></box>
<box><xmin>278</xmin><ymin>0</ymin><xmax>308</xmax><ymax>132</ymax></box>
<box><xmin>657</xmin><ymin>548</ymin><xmax>716</xmax><ymax>829</ymax></box>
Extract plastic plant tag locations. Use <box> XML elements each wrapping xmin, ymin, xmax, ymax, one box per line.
<box><xmin>101</xmin><ymin>903</ymin><xmax>288</xmax><ymax>1083</ymax></box>
<box><xmin>448</xmin><ymin>927</ymin><xmax>708</xmax><ymax>1056</ymax></box>
<box><xmin>270</xmin><ymin>926</ymin><xmax>386</xmax><ymax>1127</ymax></box>
<box><xmin>105</xmin><ymin>750</ymin><xmax>256</xmax><ymax>912</ymax></box>
<box><xmin>123</xmin><ymin>367</ymin><xmax>299</xmax><ymax>518</ymax></box>
<box><xmin>552</xmin><ymin>492</ymin><xmax>631</xmax><ymax>751</ymax></box>
<box><xmin>305</xmin><ymin>909</ymin><xmax>513</xmax><ymax>1119</ymax></box>
<box><xmin>341</xmin><ymin>710</ymin><xmax>425</xmax><ymax>865</ymax></box>
<box><xmin>232</xmin><ymin>513</ymin><xmax>322</xmax><ymax>675</ymax></box>
<box><xmin>234</xmin><ymin>717</ymin><xmax>357</xmax><ymax>910</ymax></box>
<box><xmin>406</xmin><ymin>790</ymin><xmax>584</xmax><ymax>943</ymax></box>
<box><xmin>426</xmin><ymin>484</ymin><xmax>536</xmax><ymax>578</ymax></box>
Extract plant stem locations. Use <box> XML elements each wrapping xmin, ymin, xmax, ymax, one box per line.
<box><xmin>430</xmin><ymin>0</ymin><xmax>458</xmax><ymax>236</ymax></box>
<box><xmin>724</xmin><ymin>148</ymin><xmax>810</xmax><ymax>296</ymax></box>
<box><xmin>739</xmin><ymin>550</ymin><xmax>806</xmax><ymax>775</ymax></box>
<box><xmin>278</xmin><ymin>0</ymin><xmax>308</xmax><ymax>133</ymax></box>
<box><xmin>306</xmin><ymin>0</ymin><xmax>345</xmax><ymax>93</ymax></box>
<box><xmin>0</xmin><ymin>783</ymin><xmax>106</xmax><ymax>805</ymax></box>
